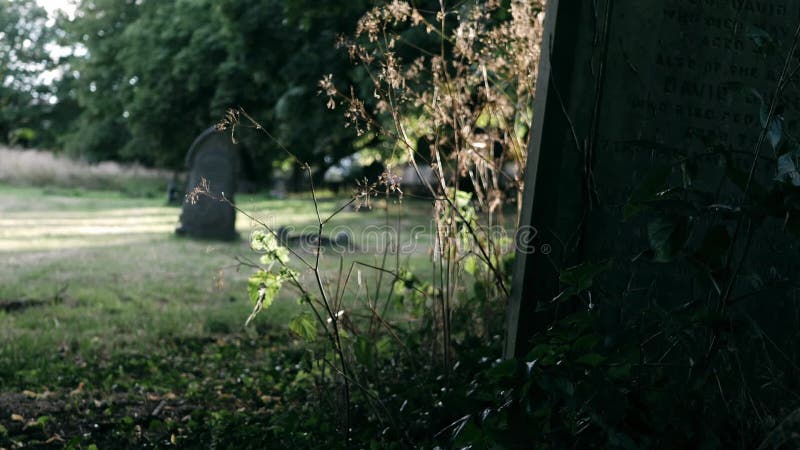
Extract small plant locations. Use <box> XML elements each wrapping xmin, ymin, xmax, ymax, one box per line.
<box><xmin>194</xmin><ymin>0</ymin><xmax>548</xmax><ymax>445</ymax></box>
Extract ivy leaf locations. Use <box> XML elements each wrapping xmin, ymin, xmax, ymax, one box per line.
<box><xmin>573</xmin><ymin>335</ymin><xmax>600</xmax><ymax>353</ymax></box>
<box><xmin>760</xmin><ymin>101</ymin><xmax>783</xmax><ymax>151</ymax></box>
<box><xmin>486</xmin><ymin>359</ymin><xmax>520</xmax><ymax>383</ymax></box>
<box><xmin>747</xmin><ymin>25</ymin><xmax>778</xmax><ymax>55</ymax></box>
<box><xmin>693</xmin><ymin>225</ymin><xmax>731</xmax><ymax>271</ymax></box>
<box><xmin>648</xmin><ymin>216</ymin><xmax>691</xmax><ymax>263</ymax></box>
<box><xmin>559</xmin><ymin>261</ymin><xmax>611</xmax><ymax>294</ymax></box>
<box><xmin>574</xmin><ymin>353</ymin><xmax>605</xmax><ymax>367</ymax></box>
<box><xmin>777</xmin><ymin>150</ymin><xmax>800</xmax><ymax>187</ymax></box>
<box><xmin>725</xmin><ymin>156</ymin><xmax>767</xmax><ymax>200</ymax></box>
<box><xmin>289</xmin><ymin>312</ymin><xmax>317</xmax><ymax>342</ymax></box>
<box><xmin>624</xmin><ymin>166</ymin><xmax>672</xmax><ymax>219</ymax></box>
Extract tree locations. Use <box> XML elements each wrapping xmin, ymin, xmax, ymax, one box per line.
<box><xmin>0</xmin><ymin>0</ymin><xmax>54</xmax><ymax>147</ymax></box>
<box><xmin>56</xmin><ymin>0</ymin><xmax>372</xmax><ymax>179</ymax></box>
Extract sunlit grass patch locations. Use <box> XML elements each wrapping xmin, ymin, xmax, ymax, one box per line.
<box><xmin>0</xmin><ymin>184</ymin><xmax>434</xmax><ymax>389</ymax></box>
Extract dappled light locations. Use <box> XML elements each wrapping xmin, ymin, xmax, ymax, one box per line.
<box><xmin>3</xmin><ymin>0</ymin><xmax>800</xmax><ymax>447</ymax></box>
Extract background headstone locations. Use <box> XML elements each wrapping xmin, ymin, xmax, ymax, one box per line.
<box><xmin>176</xmin><ymin>127</ymin><xmax>240</xmax><ymax>241</ymax></box>
<box><xmin>507</xmin><ymin>0</ymin><xmax>800</xmax><ymax>357</ymax></box>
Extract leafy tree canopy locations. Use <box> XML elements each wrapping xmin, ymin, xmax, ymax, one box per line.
<box><xmin>0</xmin><ymin>0</ymin><xmax>54</xmax><ymax>146</ymax></box>
<box><xmin>56</xmin><ymin>0</ymin><xmax>370</xmax><ymax>175</ymax></box>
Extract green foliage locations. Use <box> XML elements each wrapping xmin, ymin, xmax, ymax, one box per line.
<box><xmin>246</xmin><ymin>271</ymin><xmax>283</xmax><ymax>319</ymax></box>
<box><xmin>52</xmin><ymin>0</ymin><xmax>371</xmax><ymax>172</ymax></box>
<box><xmin>0</xmin><ymin>0</ymin><xmax>54</xmax><ymax>147</ymax></box>
<box><xmin>647</xmin><ymin>216</ymin><xmax>691</xmax><ymax>263</ymax></box>
<box><xmin>289</xmin><ymin>312</ymin><xmax>317</xmax><ymax>342</ymax></box>
<box><xmin>559</xmin><ymin>261</ymin><xmax>610</xmax><ymax>295</ymax></box>
<box><xmin>250</xmin><ymin>228</ymin><xmax>290</xmax><ymax>265</ymax></box>
<box><xmin>777</xmin><ymin>147</ymin><xmax>800</xmax><ymax>186</ymax></box>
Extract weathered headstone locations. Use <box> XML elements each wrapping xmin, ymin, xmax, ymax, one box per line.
<box><xmin>166</xmin><ymin>172</ymin><xmax>181</xmax><ymax>205</ymax></box>
<box><xmin>270</xmin><ymin>170</ymin><xmax>289</xmax><ymax>199</ymax></box>
<box><xmin>506</xmin><ymin>0</ymin><xmax>800</xmax><ymax>357</ymax></box>
<box><xmin>176</xmin><ymin>127</ymin><xmax>240</xmax><ymax>241</ymax></box>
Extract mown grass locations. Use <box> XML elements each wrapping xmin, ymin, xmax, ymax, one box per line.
<box><xmin>0</xmin><ymin>183</ymin><xmax>433</xmax><ymax>448</ymax></box>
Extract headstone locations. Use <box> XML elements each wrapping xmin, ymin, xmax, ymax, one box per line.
<box><xmin>166</xmin><ymin>173</ymin><xmax>181</xmax><ymax>205</ymax></box>
<box><xmin>176</xmin><ymin>127</ymin><xmax>240</xmax><ymax>241</ymax></box>
<box><xmin>506</xmin><ymin>0</ymin><xmax>800</xmax><ymax>357</ymax></box>
<box><xmin>400</xmin><ymin>164</ymin><xmax>437</xmax><ymax>193</ymax></box>
<box><xmin>270</xmin><ymin>171</ymin><xmax>289</xmax><ymax>199</ymax></box>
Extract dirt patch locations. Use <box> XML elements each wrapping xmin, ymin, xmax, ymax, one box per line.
<box><xmin>0</xmin><ymin>389</ymin><xmax>215</xmax><ymax>448</ymax></box>
<box><xmin>0</xmin><ymin>299</ymin><xmax>49</xmax><ymax>313</ymax></box>
<box><xmin>0</xmin><ymin>288</ymin><xmax>67</xmax><ymax>313</ymax></box>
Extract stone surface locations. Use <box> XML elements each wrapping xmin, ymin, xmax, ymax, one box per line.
<box><xmin>506</xmin><ymin>0</ymin><xmax>800</xmax><ymax>357</ymax></box>
<box><xmin>176</xmin><ymin>127</ymin><xmax>240</xmax><ymax>241</ymax></box>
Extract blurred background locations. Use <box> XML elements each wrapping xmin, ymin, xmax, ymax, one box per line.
<box><xmin>2</xmin><ymin>0</ymin><xmax>380</xmax><ymax>187</ymax></box>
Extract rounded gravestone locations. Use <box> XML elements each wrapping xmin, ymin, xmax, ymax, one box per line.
<box><xmin>176</xmin><ymin>127</ymin><xmax>240</xmax><ymax>241</ymax></box>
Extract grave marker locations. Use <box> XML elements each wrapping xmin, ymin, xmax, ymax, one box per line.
<box><xmin>506</xmin><ymin>0</ymin><xmax>800</xmax><ymax>357</ymax></box>
<box><xmin>176</xmin><ymin>127</ymin><xmax>240</xmax><ymax>241</ymax></box>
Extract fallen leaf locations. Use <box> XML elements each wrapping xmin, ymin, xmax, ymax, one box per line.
<box><xmin>10</xmin><ymin>414</ymin><xmax>24</xmax><ymax>422</ymax></box>
<box><xmin>22</xmin><ymin>390</ymin><xmax>37</xmax><ymax>399</ymax></box>
<box><xmin>45</xmin><ymin>434</ymin><xmax>64</xmax><ymax>444</ymax></box>
<box><xmin>69</xmin><ymin>382</ymin><xmax>84</xmax><ymax>397</ymax></box>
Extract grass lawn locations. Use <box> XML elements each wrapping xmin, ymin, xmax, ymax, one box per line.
<box><xmin>0</xmin><ymin>184</ymin><xmax>433</xmax><ymax>448</ymax></box>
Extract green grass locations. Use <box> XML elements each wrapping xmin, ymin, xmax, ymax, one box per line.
<box><xmin>0</xmin><ymin>183</ymin><xmax>433</xmax><ymax>447</ymax></box>
<box><xmin>0</xmin><ymin>184</ymin><xmax>433</xmax><ymax>372</ymax></box>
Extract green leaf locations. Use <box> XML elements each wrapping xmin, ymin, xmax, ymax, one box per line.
<box><xmin>247</xmin><ymin>270</ymin><xmax>281</xmax><ymax>306</ymax></box>
<box><xmin>760</xmin><ymin>100</ymin><xmax>783</xmax><ymax>150</ymax></box>
<box><xmin>289</xmin><ymin>312</ymin><xmax>317</xmax><ymax>342</ymax></box>
<box><xmin>250</xmin><ymin>228</ymin><xmax>271</xmax><ymax>251</ymax></box>
<box><xmin>36</xmin><ymin>415</ymin><xmax>52</xmax><ymax>426</ymax></box>
<box><xmin>245</xmin><ymin>270</ymin><xmax>284</xmax><ymax>326</ymax></box>
<box><xmin>353</xmin><ymin>336</ymin><xmax>375</xmax><ymax>370</ymax></box>
<box><xmin>644</xmin><ymin>198</ymin><xmax>698</xmax><ymax>217</ymax></box>
<box><xmin>648</xmin><ymin>216</ymin><xmax>690</xmax><ymax>262</ymax></box>
<box><xmin>559</xmin><ymin>261</ymin><xmax>611</xmax><ymax>293</ymax></box>
<box><xmin>487</xmin><ymin>359</ymin><xmax>520</xmax><ymax>382</ymax></box>
<box><xmin>608</xmin><ymin>363</ymin><xmax>632</xmax><ymax>380</ymax></box>
<box><xmin>454</xmin><ymin>189</ymin><xmax>472</xmax><ymax>208</ymax></box>
<box><xmin>463</xmin><ymin>255</ymin><xmax>479</xmax><ymax>275</ymax></box>
<box><xmin>777</xmin><ymin>150</ymin><xmax>800</xmax><ymax>187</ymax></box>
<box><xmin>574</xmin><ymin>353</ymin><xmax>605</xmax><ymax>367</ymax></box>
<box><xmin>624</xmin><ymin>166</ymin><xmax>671</xmax><ymax>219</ymax></box>
<box><xmin>747</xmin><ymin>25</ymin><xmax>776</xmax><ymax>52</ymax></box>
<box><xmin>252</xmin><ymin>228</ymin><xmax>290</xmax><ymax>264</ymax></box>
<box><xmin>572</xmin><ymin>334</ymin><xmax>600</xmax><ymax>352</ymax></box>
<box><xmin>693</xmin><ymin>225</ymin><xmax>731</xmax><ymax>270</ymax></box>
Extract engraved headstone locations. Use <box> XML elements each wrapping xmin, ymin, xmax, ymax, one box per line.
<box><xmin>176</xmin><ymin>127</ymin><xmax>240</xmax><ymax>240</ymax></box>
<box><xmin>506</xmin><ymin>1</ymin><xmax>800</xmax><ymax>357</ymax></box>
